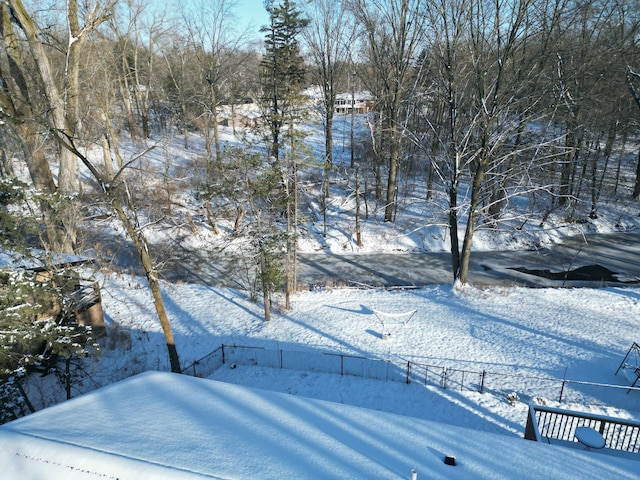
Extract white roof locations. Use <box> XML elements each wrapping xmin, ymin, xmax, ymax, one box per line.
<box><xmin>0</xmin><ymin>248</ymin><xmax>88</xmax><ymax>271</ymax></box>
<box><xmin>217</xmin><ymin>103</ymin><xmax>262</xmax><ymax>119</ymax></box>
<box><xmin>335</xmin><ymin>91</ymin><xmax>374</xmax><ymax>101</ymax></box>
<box><xmin>0</xmin><ymin>371</ymin><xmax>637</xmax><ymax>479</ymax></box>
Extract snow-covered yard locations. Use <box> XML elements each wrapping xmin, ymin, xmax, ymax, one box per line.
<box><xmin>3</xmin><ymin>277</ymin><xmax>640</xmax><ymax>479</ymax></box>
<box><xmin>64</xmin><ymin>276</ymin><xmax>639</xmax><ymax>439</ymax></box>
<box><xmin>4</xmin><ymin>104</ymin><xmax>640</xmax><ymax>477</ymax></box>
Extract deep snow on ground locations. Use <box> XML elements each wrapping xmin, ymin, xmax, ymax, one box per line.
<box><xmin>24</xmin><ymin>275</ymin><xmax>636</xmax><ymax>440</ymax></box>
<box><xmin>12</xmin><ymin>274</ymin><xmax>640</xmax><ymax>479</ymax></box>
<box><xmin>78</xmin><ymin>109</ymin><xmax>640</xmax><ymax>266</ymax></box>
<box><xmin>21</xmin><ymin>107</ymin><xmax>640</xmax><ymax>436</ymax></box>
<box><xmin>6</xmin><ymin>105</ymin><xmax>640</xmax><ymax>477</ymax></box>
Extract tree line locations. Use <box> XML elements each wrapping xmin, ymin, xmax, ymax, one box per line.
<box><xmin>0</xmin><ymin>0</ymin><xmax>639</xmax><ymax>380</ymax></box>
<box><xmin>1</xmin><ymin>0</ymin><xmax>639</xmax><ymax>273</ymax></box>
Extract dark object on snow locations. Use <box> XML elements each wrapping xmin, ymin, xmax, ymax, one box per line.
<box><xmin>510</xmin><ymin>264</ymin><xmax>622</xmax><ymax>283</ymax></box>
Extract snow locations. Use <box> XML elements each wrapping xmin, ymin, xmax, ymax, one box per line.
<box><xmin>2</xmin><ymin>278</ymin><xmax>639</xmax><ymax>478</ymax></box>
<box><xmin>3</xmin><ymin>107</ymin><xmax>640</xmax><ymax>477</ymax></box>
<box><xmin>1</xmin><ymin>371</ymin><xmax>638</xmax><ymax>479</ymax></box>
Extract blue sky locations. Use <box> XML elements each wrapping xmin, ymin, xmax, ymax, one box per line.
<box><xmin>147</xmin><ymin>0</ymin><xmax>270</xmax><ymax>41</ymax></box>
<box><xmin>237</xmin><ymin>0</ymin><xmax>270</xmax><ymax>30</ymax></box>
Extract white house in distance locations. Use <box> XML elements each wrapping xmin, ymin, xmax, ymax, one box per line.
<box><xmin>216</xmin><ymin>103</ymin><xmax>264</xmax><ymax>129</ymax></box>
<box><xmin>334</xmin><ymin>91</ymin><xmax>374</xmax><ymax>114</ymax></box>
<box><xmin>0</xmin><ymin>371</ymin><xmax>637</xmax><ymax>479</ymax></box>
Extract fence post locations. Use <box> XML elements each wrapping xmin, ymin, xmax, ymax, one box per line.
<box><xmin>523</xmin><ymin>407</ymin><xmax>538</xmax><ymax>441</ymax></box>
<box><xmin>221</xmin><ymin>344</ymin><xmax>225</xmax><ymax>365</ymax></box>
<box><xmin>558</xmin><ymin>366</ymin><xmax>567</xmax><ymax>402</ymax></box>
<box><xmin>479</xmin><ymin>370</ymin><xmax>486</xmax><ymax>393</ymax></box>
<box><xmin>406</xmin><ymin>361</ymin><xmax>411</xmax><ymax>384</ymax></box>
<box><xmin>440</xmin><ymin>367</ymin><xmax>448</xmax><ymax>389</ymax></box>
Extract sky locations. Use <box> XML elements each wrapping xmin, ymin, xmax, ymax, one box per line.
<box><xmin>162</xmin><ymin>0</ymin><xmax>271</xmax><ymax>40</ymax></box>
<box><xmin>237</xmin><ymin>0</ymin><xmax>271</xmax><ymax>33</ymax></box>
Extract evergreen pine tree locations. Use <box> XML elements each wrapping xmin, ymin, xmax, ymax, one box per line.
<box><xmin>260</xmin><ymin>0</ymin><xmax>309</xmax><ymax>163</ymax></box>
<box><xmin>0</xmin><ymin>180</ymin><xmax>99</xmax><ymax>423</ymax></box>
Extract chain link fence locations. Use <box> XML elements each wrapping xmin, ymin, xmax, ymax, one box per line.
<box><xmin>182</xmin><ymin>344</ymin><xmax>640</xmax><ymax>409</ymax></box>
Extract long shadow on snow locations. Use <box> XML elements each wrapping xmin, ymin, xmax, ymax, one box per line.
<box><xmin>406</xmin><ymin>288</ymin><xmax>623</xmax><ymax>373</ymax></box>
<box><xmin>403</xmin><ymin>288</ymin><xmax>635</xmax><ymax>408</ymax></box>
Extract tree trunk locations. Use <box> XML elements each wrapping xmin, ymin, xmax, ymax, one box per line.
<box><xmin>292</xmin><ymin>160</ymin><xmax>298</xmax><ymax>295</ymax></box>
<box><xmin>559</xmin><ymin>125</ymin><xmax>582</xmax><ymax>206</ymax></box>
<box><xmin>0</xmin><ymin>148</ymin><xmax>10</xmax><ymax>178</ymax></box>
<box><xmin>205</xmin><ymin>203</ymin><xmax>221</xmax><ymax>234</ymax></box>
<box><xmin>350</xmin><ymin>87</ymin><xmax>356</xmax><ymax>168</ymax></box>
<box><xmin>210</xmin><ymin>82</ymin><xmax>222</xmax><ymax>172</ymax></box>
<box><xmin>18</xmin><ymin>126</ymin><xmax>56</xmax><ymax>191</ymax></box>
<box><xmin>117</xmin><ymin>73</ymin><xmax>138</xmax><ymax>139</ymax></box>
<box><xmin>14</xmin><ymin>126</ymin><xmax>70</xmax><ymax>251</ymax></box>
<box><xmin>626</xmin><ymin>68</ymin><xmax>640</xmax><ymax>197</ymax></box>
<box><xmin>427</xmin><ymin>102</ymin><xmax>443</xmax><ymax>201</ymax></box>
<box><xmin>118</xmin><ymin>205</ymin><xmax>181</xmax><ymax>372</ymax></box>
<box><xmin>355</xmin><ymin>167</ymin><xmax>363</xmax><ymax>247</ymax></box>
<box><xmin>324</xmin><ymin>108</ymin><xmax>333</xmax><ymax>199</ymax></box>
<box><xmin>384</xmin><ymin>127</ymin><xmax>400</xmax><ymax>222</ymax></box>
<box><xmin>259</xmin><ymin>246</ymin><xmax>271</xmax><ymax>322</ymax></box>
<box><xmin>234</xmin><ymin>206</ymin><xmax>245</xmax><ymax>235</ymax></box>
<box><xmin>633</xmin><ymin>150</ymin><xmax>640</xmax><ymax>199</ymax></box>
<box><xmin>100</xmin><ymin>173</ymin><xmax>181</xmax><ymax>372</ymax></box>
<box><xmin>51</xmin><ymin>106</ymin><xmax>182</xmax><ymax>373</ymax></box>
<box><xmin>102</xmin><ymin>135</ymin><xmax>115</xmax><ymax>180</ymax></box>
<box><xmin>458</xmin><ymin>158</ymin><xmax>487</xmax><ymax>284</ymax></box>
<box><xmin>6</xmin><ymin>0</ymin><xmax>78</xmax><ymax>253</ymax></box>
<box><xmin>448</xmin><ymin>181</ymin><xmax>460</xmax><ymax>281</ymax></box>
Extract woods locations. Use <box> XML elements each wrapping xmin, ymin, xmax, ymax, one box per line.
<box><xmin>0</xmin><ymin>1</ymin><xmax>639</xmax><ymax>337</ymax></box>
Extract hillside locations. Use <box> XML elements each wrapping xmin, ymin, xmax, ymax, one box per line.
<box><xmin>70</xmin><ymin>110</ymin><xmax>640</xmax><ymax>289</ymax></box>
<box><xmin>4</xmin><ymin>111</ymin><xmax>639</xmax><ymax>479</ymax></box>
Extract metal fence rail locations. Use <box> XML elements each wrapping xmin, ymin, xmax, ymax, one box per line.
<box><xmin>182</xmin><ymin>344</ymin><xmax>640</xmax><ymax>407</ymax></box>
<box><xmin>181</xmin><ymin>346</ymin><xmax>224</xmax><ymax>378</ymax></box>
<box><xmin>525</xmin><ymin>405</ymin><xmax>640</xmax><ymax>454</ymax></box>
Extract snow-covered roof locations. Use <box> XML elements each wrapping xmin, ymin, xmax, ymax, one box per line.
<box><xmin>216</xmin><ymin>103</ymin><xmax>263</xmax><ymax>120</ymax></box>
<box><xmin>0</xmin><ymin>371</ymin><xmax>637</xmax><ymax>479</ymax></box>
<box><xmin>0</xmin><ymin>248</ymin><xmax>89</xmax><ymax>271</ymax></box>
<box><xmin>335</xmin><ymin>91</ymin><xmax>374</xmax><ymax>101</ymax></box>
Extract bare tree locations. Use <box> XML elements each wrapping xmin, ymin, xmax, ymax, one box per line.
<box><xmin>423</xmin><ymin>0</ymin><xmax>471</xmax><ymax>280</ymax></box>
<box><xmin>0</xmin><ymin>5</ymin><xmax>56</xmax><ymax>193</ymax></box>
<box><xmin>351</xmin><ymin>0</ymin><xmax>427</xmax><ymax>223</ymax></box>
<box><xmin>60</xmin><ymin>135</ymin><xmax>182</xmax><ymax>373</ymax></box>
<box><xmin>425</xmin><ymin>0</ymin><xmax>559</xmax><ymax>283</ymax></box>
<box><xmin>1</xmin><ymin>0</ymin><xmax>181</xmax><ymax>371</ymax></box>
<box><xmin>177</xmin><ymin>0</ymin><xmax>243</xmax><ymax>177</ymax></box>
<box><xmin>303</xmin><ymin>0</ymin><xmax>353</xmax><ymax>202</ymax></box>
<box><xmin>627</xmin><ymin>67</ymin><xmax>640</xmax><ymax>198</ymax></box>
<box><xmin>109</xmin><ymin>0</ymin><xmax>167</xmax><ymax>140</ymax></box>
<box><xmin>2</xmin><ymin>0</ymin><xmax>115</xmax><ymax>253</ymax></box>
